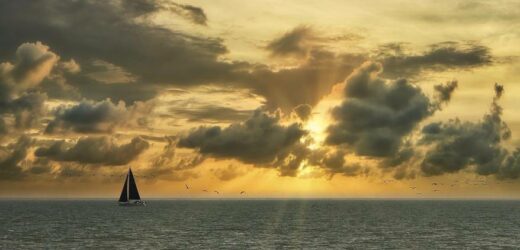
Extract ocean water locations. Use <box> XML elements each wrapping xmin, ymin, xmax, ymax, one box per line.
<box><xmin>1</xmin><ymin>199</ymin><xmax>520</xmax><ymax>249</ymax></box>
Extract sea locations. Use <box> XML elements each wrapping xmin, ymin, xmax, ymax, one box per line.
<box><xmin>1</xmin><ymin>199</ymin><xmax>519</xmax><ymax>249</ymax></box>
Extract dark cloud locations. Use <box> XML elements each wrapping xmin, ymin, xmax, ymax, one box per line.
<box><xmin>0</xmin><ymin>0</ymin><xmax>233</xmax><ymax>86</ymax></box>
<box><xmin>434</xmin><ymin>80</ymin><xmax>458</xmax><ymax>104</ymax></box>
<box><xmin>9</xmin><ymin>92</ymin><xmax>47</xmax><ymax>129</ymax></box>
<box><xmin>0</xmin><ymin>136</ymin><xmax>33</xmax><ymax>180</ymax></box>
<box><xmin>326</xmin><ymin>62</ymin><xmax>451</xmax><ymax>157</ymax></box>
<box><xmin>292</xmin><ymin>104</ymin><xmax>313</xmax><ymax>121</ymax></box>
<box><xmin>35</xmin><ymin>136</ymin><xmax>149</xmax><ymax>166</ymax></box>
<box><xmin>0</xmin><ymin>42</ymin><xmax>57</xmax><ymax>131</ymax></box>
<box><xmin>377</xmin><ymin>42</ymin><xmax>493</xmax><ymax>78</ymax></box>
<box><xmin>29</xmin><ymin>158</ymin><xmax>53</xmax><ymax>175</ymax></box>
<box><xmin>0</xmin><ymin>116</ymin><xmax>6</xmax><ymax>135</ymax></box>
<box><xmin>309</xmin><ymin>149</ymin><xmax>361</xmax><ymax>177</ymax></box>
<box><xmin>0</xmin><ymin>42</ymin><xmax>58</xmax><ymax>102</ymax></box>
<box><xmin>0</xmin><ymin>2</ymin><xmax>497</xmax><ymax>116</ymax></box>
<box><xmin>45</xmin><ymin>99</ymin><xmax>152</xmax><ymax>133</ymax></box>
<box><xmin>494</xmin><ymin>82</ymin><xmax>504</xmax><ymax>98</ymax></box>
<box><xmin>167</xmin><ymin>2</ymin><xmax>208</xmax><ymax>26</ymax></box>
<box><xmin>171</xmin><ymin>105</ymin><xmax>253</xmax><ymax>123</ymax></box>
<box><xmin>266</xmin><ymin>26</ymin><xmax>314</xmax><ymax>58</ymax></box>
<box><xmin>142</xmin><ymin>137</ymin><xmax>203</xmax><ymax>181</ymax></box>
<box><xmin>245</xmin><ymin>49</ymin><xmax>366</xmax><ymax>111</ymax></box>
<box><xmin>150</xmin><ymin>137</ymin><xmax>205</xmax><ymax>171</ymax></box>
<box><xmin>178</xmin><ymin>109</ymin><xmax>307</xmax><ymax>171</ymax></box>
<box><xmin>123</xmin><ymin>0</ymin><xmax>208</xmax><ymax>26</ymax></box>
<box><xmin>419</xmin><ymin>84</ymin><xmax>517</xmax><ymax>178</ymax></box>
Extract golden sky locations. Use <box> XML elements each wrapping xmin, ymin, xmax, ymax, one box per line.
<box><xmin>1</xmin><ymin>0</ymin><xmax>520</xmax><ymax>198</ymax></box>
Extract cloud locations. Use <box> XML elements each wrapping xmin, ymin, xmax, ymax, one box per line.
<box><xmin>292</xmin><ymin>104</ymin><xmax>313</xmax><ymax>121</ymax></box>
<box><xmin>419</xmin><ymin>84</ymin><xmax>517</xmax><ymax>178</ymax></box>
<box><xmin>377</xmin><ymin>42</ymin><xmax>493</xmax><ymax>78</ymax></box>
<box><xmin>0</xmin><ymin>42</ymin><xmax>59</xmax><ymax>101</ymax></box>
<box><xmin>266</xmin><ymin>26</ymin><xmax>315</xmax><ymax>58</ymax></box>
<box><xmin>0</xmin><ymin>0</ymin><xmax>232</xmax><ymax>87</ymax></box>
<box><xmin>166</xmin><ymin>2</ymin><xmax>208</xmax><ymax>26</ymax></box>
<box><xmin>308</xmin><ymin>149</ymin><xmax>361</xmax><ymax>177</ymax></box>
<box><xmin>45</xmin><ymin>99</ymin><xmax>152</xmax><ymax>133</ymax></box>
<box><xmin>434</xmin><ymin>80</ymin><xmax>458</xmax><ymax>104</ymax></box>
<box><xmin>212</xmin><ymin>164</ymin><xmax>245</xmax><ymax>181</ymax></box>
<box><xmin>123</xmin><ymin>0</ymin><xmax>208</xmax><ymax>25</ymax></box>
<box><xmin>150</xmin><ymin>137</ymin><xmax>206</xmax><ymax>170</ymax></box>
<box><xmin>0</xmin><ymin>136</ymin><xmax>33</xmax><ymax>180</ymax></box>
<box><xmin>0</xmin><ymin>42</ymin><xmax>58</xmax><ymax>130</ymax></box>
<box><xmin>0</xmin><ymin>117</ymin><xmax>6</xmax><ymax>135</ymax></box>
<box><xmin>245</xmin><ymin>49</ymin><xmax>366</xmax><ymax>111</ymax></box>
<box><xmin>8</xmin><ymin>92</ymin><xmax>47</xmax><ymax>130</ymax></box>
<box><xmin>326</xmin><ymin>62</ymin><xmax>455</xmax><ymax>158</ymax></box>
<box><xmin>170</xmin><ymin>105</ymin><xmax>253</xmax><ymax>123</ymax></box>
<box><xmin>35</xmin><ymin>136</ymin><xmax>150</xmax><ymax>166</ymax></box>
<box><xmin>178</xmin><ymin>109</ymin><xmax>307</xmax><ymax>172</ymax></box>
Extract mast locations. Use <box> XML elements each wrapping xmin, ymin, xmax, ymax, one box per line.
<box><xmin>126</xmin><ymin>169</ymin><xmax>130</xmax><ymax>200</ymax></box>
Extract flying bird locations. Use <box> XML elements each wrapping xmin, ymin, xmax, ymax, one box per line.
<box><xmin>185</xmin><ymin>184</ymin><xmax>190</xmax><ymax>190</ymax></box>
<box><xmin>202</xmin><ymin>189</ymin><xmax>208</xmax><ymax>192</ymax></box>
<box><xmin>214</xmin><ymin>190</ymin><xmax>219</xmax><ymax>194</ymax></box>
<box><xmin>409</xmin><ymin>186</ymin><xmax>417</xmax><ymax>190</ymax></box>
<box><xmin>240</xmin><ymin>191</ymin><xmax>246</xmax><ymax>195</ymax></box>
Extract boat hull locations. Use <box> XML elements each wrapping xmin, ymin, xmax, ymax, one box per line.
<box><xmin>118</xmin><ymin>200</ymin><xmax>146</xmax><ymax>206</ymax></box>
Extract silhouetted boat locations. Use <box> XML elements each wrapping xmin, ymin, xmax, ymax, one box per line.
<box><xmin>118</xmin><ymin>168</ymin><xmax>146</xmax><ymax>206</ymax></box>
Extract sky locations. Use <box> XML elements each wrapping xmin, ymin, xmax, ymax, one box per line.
<box><xmin>1</xmin><ymin>0</ymin><xmax>520</xmax><ymax>198</ymax></box>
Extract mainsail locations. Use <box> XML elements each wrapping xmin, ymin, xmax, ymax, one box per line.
<box><xmin>128</xmin><ymin>168</ymin><xmax>141</xmax><ymax>200</ymax></box>
<box><xmin>118</xmin><ymin>168</ymin><xmax>141</xmax><ymax>202</ymax></box>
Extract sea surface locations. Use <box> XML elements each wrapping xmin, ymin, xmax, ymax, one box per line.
<box><xmin>1</xmin><ymin>199</ymin><xmax>520</xmax><ymax>249</ymax></box>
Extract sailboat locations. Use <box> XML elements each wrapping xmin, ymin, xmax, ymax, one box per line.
<box><xmin>118</xmin><ymin>168</ymin><xmax>146</xmax><ymax>206</ymax></box>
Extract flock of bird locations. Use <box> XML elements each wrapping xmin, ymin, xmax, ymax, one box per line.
<box><xmin>381</xmin><ymin>178</ymin><xmax>503</xmax><ymax>195</ymax></box>
<box><xmin>62</xmin><ymin>172</ymin><xmax>515</xmax><ymax>196</ymax></box>
<box><xmin>185</xmin><ymin>184</ymin><xmax>246</xmax><ymax>196</ymax></box>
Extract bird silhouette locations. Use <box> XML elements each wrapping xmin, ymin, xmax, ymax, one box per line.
<box><xmin>409</xmin><ymin>186</ymin><xmax>417</xmax><ymax>189</ymax></box>
<box><xmin>202</xmin><ymin>189</ymin><xmax>208</xmax><ymax>192</ymax></box>
<box><xmin>185</xmin><ymin>184</ymin><xmax>190</xmax><ymax>190</ymax></box>
<box><xmin>240</xmin><ymin>191</ymin><xmax>246</xmax><ymax>195</ymax></box>
<box><xmin>214</xmin><ymin>190</ymin><xmax>219</xmax><ymax>194</ymax></box>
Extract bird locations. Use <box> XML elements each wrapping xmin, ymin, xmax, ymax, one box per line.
<box><xmin>185</xmin><ymin>184</ymin><xmax>190</xmax><ymax>190</ymax></box>
<box><xmin>214</xmin><ymin>190</ymin><xmax>219</xmax><ymax>194</ymax></box>
<box><xmin>202</xmin><ymin>189</ymin><xmax>208</xmax><ymax>192</ymax></box>
<box><xmin>409</xmin><ymin>186</ymin><xmax>417</xmax><ymax>189</ymax></box>
<box><xmin>432</xmin><ymin>182</ymin><xmax>438</xmax><ymax>186</ymax></box>
<box><xmin>240</xmin><ymin>191</ymin><xmax>246</xmax><ymax>195</ymax></box>
<box><xmin>433</xmin><ymin>189</ymin><xmax>440</xmax><ymax>192</ymax></box>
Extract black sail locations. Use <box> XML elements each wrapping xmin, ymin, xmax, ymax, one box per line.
<box><xmin>118</xmin><ymin>174</ymin><xmax>128</xmax><ymax>202</ymax></box>
<box><xmin>128</xmin><ymin>169</ymin><xmax>141</xmax><ymax>200</ymax></box>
